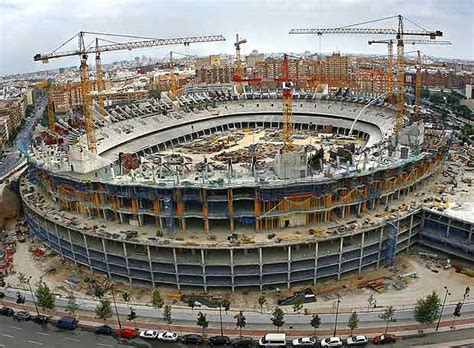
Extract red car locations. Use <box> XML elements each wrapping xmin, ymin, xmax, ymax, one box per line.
<box><xmin>373</xmin><ymin>334</ymin><xmax>397</xmax><ymax>344</ymax></box>
<box><xmin>115</xmin><ymin>328</ymin><xmax>138</xmax><ymax>339</ymax></box>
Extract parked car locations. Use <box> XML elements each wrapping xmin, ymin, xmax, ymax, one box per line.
<box><xmin>116</xmin><ymin>328</ymin><xmax>138</xmax><ymax>339</ymax></box>
<box><xmin>0</xmin><ymin>307</ymin><xmax>14</xmax><ymax>317</ymax></box>
<box><xmin>158</xmin><ymin>331</ymin><xmax>179</xmax><ymax>342</ymax></box>
<box><xmin>139</xmin><ymin>330</ymin><xmax>159</xmax><ymax>339</ymax></box>
<box><xmin>96</xmin><ymin>325</ymin><xmax>114</xmax><ymax>335</ymax></box>
<box><xmin>346</xmin><ymin>335</ymin><xmax>368</xmax><ymax>346</ymax></box>
<box><xmin>32</xmin><ymin>315</ymin><xmax>49</xmax><ymax>325</ymax></box>
<box><xmin>182</xmin><ymin>334</ymin><xmax>204</xmax><ymax>345</ymax></box>
<box><xmin>209</xmin><ymin>335</ymin><xmax>231</xmax><ymax>346</ymax></box>
<box><xmin>56</xmin><ymin>316</ymin><xmax>78</xmax><ymax>330</ymax></box>
<box><xmin>292</xmin><ymin>337</ymin><xmax>317</xmax><ymax>347</ymax></box>
<box><xmin>320</xmin><ymin>337</ymin><xmax>343</xmax><ymax>347</ymax></box>
<box><xmin>259</xmin><ymin>333</ymin><xmax>287</xmax><ymax>347</ymax></box>
<box><xmin>230</xmin><ymin>337</ymin><xmax>253</xmax><ymax>348</ymax></box>
<box><xmin>373</xmin><ymin>334</ymin><xmax>397</xmax><ymax>345</ymax></box>
<box><xmin>13</xmin><ymin>311</ymin><xmax>31</xmax><ymax>321</ymax></box>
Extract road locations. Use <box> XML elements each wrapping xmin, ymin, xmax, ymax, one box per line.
<box><xmin>0</xmin><ymin>98</ymin><xmax>45</xmax><ymax>179</ymax></box>
<box><xmin>0</xmin><ymin>316</ymin><xmax>473</xmax><ymax>348</ymax></box>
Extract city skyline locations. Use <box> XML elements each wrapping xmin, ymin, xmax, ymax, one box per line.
<box><xmin>0</xmin><ymin>0</ymin><xmax>473</xmax><ymax>76</ymax></box>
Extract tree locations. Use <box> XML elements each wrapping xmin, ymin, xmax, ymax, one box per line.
<box><xmin>270</xmin><ymin>307</ymin><xmax>285</xmax><ymax>332</ymax></box>
<box><xmin>17</xmin><ymin>273</ymin><xmax>27</xmax><ymax>288</ymax></box>
<box><xmin>66</xmin><ymin>292</ymin><xmax>79</xmax><ymax>315</ymax></box>
<box><xmin>122</xmin><ymin>292</ymin><xmax>131</xmax><ymax>303</ymax></box>
<box><xmin>35</xmin><ymin>280</ymin><xmax>55</xmax><ymax>311</ymax></box>
<box><xmin>95</xmin><ymin>298</ymin><xmax>113</xmax><ymax>322</ymax></box>
<box><xmin>93</xmin><ymin>285</ymin><xmax>106</xmax><ymax>299</ymax></box>
<box><xmin>187</xmin><ymin>297</ymin><xmax>197</xmax><ymax>311</ymax></box>
<box><xmin>378</xmin><ymin>306</ymin><xmax>396</xmax><ymax>334</ymax></box>
<box><xmin>367</xmin><ymin>293</ymin><xmax>377</xmax><ymax>310</ymax></box>
<box><xmin>414</xmin><ymin>291</ymin><xmax>441</xmax><ymax>329</ymax></box>
<box><xmin>310</xmin><ymin>314</ymin><xmax>321</xmax><ymax>337</ymax></box>
<box><xmin>234</xmin><ymin>311</ymin><xmax>246</xmax><ymax>337</ymax></box>
<box><xmin>293</xmin><ymin>295</ymin><xmax>304</xmax><ymax>313</ymax></box>
<box><xmin>197</xmin><ymin>311</ymin><xmax>209</xmax><ymax>335</ymax></box>
<box><xmin>258</xmin><ymin>295</ymin><xmax>267</xmax><ymax>314</ymax></box>
<box><xmin>348</xmin><ymin>311</ymin><xmax>359</xmax><ymax>335</ymax></box>
<box><xmin>221</xmin><ymin>298</ymin><xmax>231</xmax><ymax>314</ymax></box>
<box><xmin>429</xmin><ymin>92</ymin><xmax>444</xmax><ymax>105</ymax></box>
<box><xmin>151</xmin><ymin>289</ymin><xmax>164</xmax><ymax>309</ymax></box>
<box><xmin>163</xmin><ymin>304</ymin><xmax>172</xmax><ymax>329</ymax></box>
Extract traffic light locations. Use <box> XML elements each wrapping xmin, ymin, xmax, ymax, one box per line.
<box><xmin>453</xmin><ymin>302</ymin><xmax>463</xmax><ymax>317</ymax></box>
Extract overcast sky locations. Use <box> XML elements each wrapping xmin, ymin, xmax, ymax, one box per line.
<box><xmin>0</xmin><ymin>0</ymin><xmax>473</xmax><ymax>76</ymax></box>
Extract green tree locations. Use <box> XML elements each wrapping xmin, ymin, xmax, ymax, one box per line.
<box><xmin>293</xmin><ymin>295</ymin><xmax>304</xmax><ymax>313</ymax></box>
<box><xmin>95</xmin><ymin>298</ymin><xmax>113</xmax><ymax>322</ymax></box>
<box><xmin>378</xmin><ymin>306</ymin><xmax>396</xmax><ymax>334</ymax></box>
<box><xmin>66</xmin><ymin>292</ymin><xmax>79</xmax><ymax>315</ymax></box>
<box><xmin>414</xmin><ymin>291</ymin><xmax>442</xmax><ymax>329</ymax></box>
<box><xmin>151</xmin><ymin>289</ymin><xmax>164</xmax><ymax>309</ymax></box>
<box><xmin>187</xmin><ymin>297</ymin><xmax>196</xmax><ymax>311</ymax></box>
<box><xmin>234</xmin><ymin>311</ymin><xmax>246</xmax><ymax>337</ymax></box>
<box><xmin>17</xmin><ymin>273</ymin><xmax>27</xmax><ymax>288</ymax></box>
<box><xmin>35</xmin><ymin>280</ymin><xmax>55</xmax><ymax>311</ymax></box>
<box><xmin>348</xmin><ymin>311</ymin><xmax>359</xmax><ymax>335</ymax></box>
<box><xmin>197</xmin><ymin>311</ymin><xmax>209</xmax><ymax>335</ymax></box>
<box><xmin>270</xmin><ymin>307</ymin><xmax>285</xmax><ymax>332</ymax></box>
<box><xmin>258</xmin><ymin>295</ymin><xmax>267</xmax><ymax>314</ymax></box>
<box><xmin>93</xmin><ymin>285</ymin><xmax>106</xmax><ymax>299</ymax></box>
<box><xmin>367</xmin><ymin>293</ymin><xmax>377</xmax><ymax>310</ymax></box>
<box><xmin>122</xmin><ymin>292</ymin><xmax>131</xmax><ymax>303</ymax></box>
<box><xmin>163</xmin><ymin>304</ymin><xmax>172</xmax><ymax>329</ymax></box>
<box><xmin>429</xmin><ymin>92</ymin><xmax>444</xmax><ymax>105</ymax></box>
<box><xmin>310</xmin><ymin>314</ymin><xmax>321</xmax><ymax>337</ymax></box>
<box><xmin>221</xmin><ymin>298</ymin><xmax>231</xmax><ymax>314</ymax></box>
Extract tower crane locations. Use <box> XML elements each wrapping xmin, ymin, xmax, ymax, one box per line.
<box><xmin>35</xmin><ymin>80</ymin><xmax>55</xmax><ymax>133</ymax></box>
<box><xmin>169</xmin><ymin>51</ymin><xmax>196</xmax><ymax>96</ymax></box>
<box><xmin>290</xmin><ymin>15</ymin><xmax>444</xmax><ymax>133</ymax></box>
<box><xmin>368</xmin><ymin>39</ymin><xmax>451</xmax><ymax>119</ymax></box>
<box><xmin>231</xmin><ymin>34</ymin><xmax>261</xmax><ymax>84</ymax></box>
<box><xmin>34</xmin><ymin>31</ymin><xmax>226</xmax><ymax>153</ymax></box>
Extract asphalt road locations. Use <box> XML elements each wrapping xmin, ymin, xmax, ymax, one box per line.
<box><xmin>1</xmin><ymin>316</ymin><xmax>473</xmax><ymax>348</ymax></box>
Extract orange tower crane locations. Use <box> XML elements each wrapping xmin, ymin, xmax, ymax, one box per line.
<box><xmin>232</xmin><ymin>34</ymin><xmax>261</xmax><ymax>84</ymax></box>
<box><xmin>290</xmin><ymin>15</ymin><xmax>443</xmax><ymax>133</ymax></box>
<box><xmin>34</xmin><ymin>32</ymin><xmax>226</xmax><ymax>153</ymax></box>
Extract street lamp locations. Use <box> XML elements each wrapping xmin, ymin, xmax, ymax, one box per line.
<box><xmin>436</xmin><ymin>286</ymin><xmax>451</xmax><ymax>331</ymax></box>
<box><xmin>218</xmin><ymin>298</ymin><xmax>224</xmax><ymax>336</ymax></box>
<box><xmin>333</xmin><ymin>294</ymin><xmax>342</xmax><ymax>337</ymax></box>
<box><xmin>27</xmin><ymin>276</ymin><xmax>40</xmax><ymax>316</ymax></box>
<box><xmin>110</xmin><ymin>282</ymin><xmax>122</xmax><ymax>329</ymax></box>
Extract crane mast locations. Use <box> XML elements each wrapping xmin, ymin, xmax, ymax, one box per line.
<box><xmin>95</xmin><ymin>38</ymin><xmax>105</xmax><ymax>114</ymax></box>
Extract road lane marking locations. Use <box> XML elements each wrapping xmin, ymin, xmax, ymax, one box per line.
<box><xmin>0</xmin><ymin>334</ymin><xmax>14</xmax><ymax>338</ymax></box>
<box><xmin>0</xmin><ymin>343</ymin><xmax>6</xmax><ymax>347</ymax></box>
<box><xmin>36</xmin><ymin>332</ymin><xmax>50</xmax><ymax>336</ymax></box>
<box><xmin>64</xmin><ymin>337</ymin><xmax>80</xmax><ymax>342</ymax></box>
<box><xmin>28</xmin><ymin>341</ymin><xmax>43</xmax><ymax>346</ymax></box>
<box><xmin>97</xmin><ymin>344</ymin><xmax>113</xmax><ymax>347</ymax></box>
<box><xmin>10</xmin><ymin>326</ymin><xmax>24</xmax><ymax>330</ymax></box>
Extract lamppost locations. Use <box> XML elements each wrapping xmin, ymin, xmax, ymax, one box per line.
<box><xmin>27</xmin><ymin>276</ymin><xmax>40</xmax><ymax>316</ymax></box>
<box><xmin>436</xmin><ymin>286</ymin><xmax>451</xmax><ymax>331</ymax></box>
<box><xmin>333</xmin><ymin>294</ymin><xmax>342</xmax><ymax>337</ymax></box>
<box><xmin>218</xmin><ymin>298</ymin><xmax>224</xmax><ymax>336</ymax></box>
<box><xmin>110</xmin><ymin>283</ymin><xmax>122</xmax><ymax>329</ymax></box>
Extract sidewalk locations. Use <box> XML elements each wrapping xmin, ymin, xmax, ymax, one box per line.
<box><xmin>3</xmin><ymin>300</ymin><xmax>473</xmax><ymax>339</ymax></box>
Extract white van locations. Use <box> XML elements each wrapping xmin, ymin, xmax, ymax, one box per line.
<box><xmin>259</xmin><ymin>333</ymin><xmax>287</xmax><ymax>347</ymax></box>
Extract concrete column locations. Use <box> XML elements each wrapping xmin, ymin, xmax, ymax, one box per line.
<box><xmin>376</xmin><ymin>226</ymin><xmax>384</xmax><ymax>268</ymax></box>
<box><xmin>122</xmin><ymin>242</ymin><xmax>132</xmax><ymax>284</ymax></box>
<box><xmin>313</xmin><ymin>243</ymin><xmax>319</xmax><ymax>285</ymax></box>
<box><xmin>173</xmin><ymin>248</ymin><xmax>180</xmax><ymax>291</ymax></box>
<box><xmin>67</xmin><ymin>229</ymin><xmax>78</xmax><ymax>267</ymax></box>
<box><xmin>83</xmin><ymin>234</ymin><xmax>93</xmax><ymax>273</ymax></box>
<box><xmin>201</xmin><ymin>249</ymin><xmax>207</xmax><ymax>293</ymax></box>
<box><xmin>259</xmin><ymin>248</ymin><xmax>263</xmax><ymax>291</ymax></box>
<box><xmin>230</xmin><ymin>249</ymin><xmax>235</xmax><ymax>293</ymax></box>
<box><xmin>407</xmin><ymin>214</ymin><xmax>414</xmax><ymax>253</ymax></box>
<box><xmin>287</xmin><ymin>246</ymin><xmax>291</xmax><ymax>288</ymax></box>
<box><xmin>359</xmin><ymin>232</ymin><xmax>365</xmax><ymax>275</ymax></box>
<box><xmin>147</xmin><ymin>245</ymin><xmax>155</xmax><ymax>287</ymax></box>
<box><xmin>101</xmin><ymin>238</ymin><xmax>111</xmax><ymax>278</ymax></box>
<box><xmin>53</xmin><ymin>224</ymin><xmax>64</xmax><ymax>260</ymax></box>
<box><xmin>446</xmin><ymin>218</ymin><xmax>451</xmax><ymax>241</ymax></box>
<box><xmin>338</xmin><ymin>237</ymin><xmax>344</xmax><ymax>280</ymax></box>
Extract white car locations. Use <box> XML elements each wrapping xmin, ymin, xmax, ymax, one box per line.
<box><xmin>320</xmin><ymin>337</ymin><xmax>343</xmax><ymax>347</ymax></box>
<box><xmin>292</xmin><ymin>336</ymin><xmax>317</xmax><ymax>347</ymax></box>
<box><xmin>158</xmin><ymin>331</ymin><xmax>179</xmax><ymax>342</ymax></box>
<box><xmin>346</xmin><ymin>335</ymin><xmax>368</xmax><ymax>346</ymax></box>
<box><xmin>139</xmin><ymin>330</ymin><xmax>159</xmax><ymax>339</ymax></box>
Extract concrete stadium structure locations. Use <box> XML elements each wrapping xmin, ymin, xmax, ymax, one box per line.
<box><xmin>20</xmin><ymin>92</ymin><xmax>472</xmax><ymax>291</ymax></box>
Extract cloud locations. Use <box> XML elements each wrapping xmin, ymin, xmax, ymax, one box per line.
<box><xmin>0</xmin><ymin>0</ymin><xmax>472</xmax><ymax>75</ymax></box>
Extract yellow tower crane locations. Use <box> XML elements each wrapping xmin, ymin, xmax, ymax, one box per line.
<box><xmin>289</xmin><ymin>15</ymin><xmax>444</xmax><ymax>134</ymax></box>
<box><xmin>34</xmin><ymin>32</ymin><xmax>226</xmax><ymax>153</ymax></box>
<box><xmin>35</xmin><ymin>80</ymin><xmax>55</xmax><ymax>133</ymax></box>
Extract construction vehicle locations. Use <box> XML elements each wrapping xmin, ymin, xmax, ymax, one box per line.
<box><xmin>34</xmin><ymin>32</ymin><xmax>226</xmax><ymax>153</ymax></box>
<box><xmin>290</xmin><ymin>15</ymin><xmax>444</xmax><ymax>133</ymax></box>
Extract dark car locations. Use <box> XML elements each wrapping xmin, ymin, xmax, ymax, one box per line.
<box><xmin>182</xmin><ymin>334</ymin><xmax>204</xmax><ymax>345</ymax></box>
<box><xmin>373</xmin><ymin>334</ymin><xmax>397</xmax><ymax>345</ymax></box>
<box><xmin>0</xmin><ymin>307</ymin><xmax>14</xmax><ymax>316</ymax></box>
<box><xmin>230</xmin><ymin>337</ymin><xmax>253</xmax><ymax>348</ymax></box>
<box><xmin>96</xmin><ymin>325</ymin><xmax>114</xmax><ymax>335</ymax></box>
<box><xmin>209</xmin><ymin>336</ymin><xmax>231</xmax><ymax>346</ymax></box>
<box><xmin>57</xmin><ymin>316</ymin><xmax>78</xmax><ymax>330</ymax></box>
<box><xmin>32</xmin><ymin>315</ymin><xmax>49</xmax><ymax>325</ymax></box>
<box><xmin>13</xmin><ymin>311</ymin><xmax>31</xmax><ymax>321</ymax></box>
